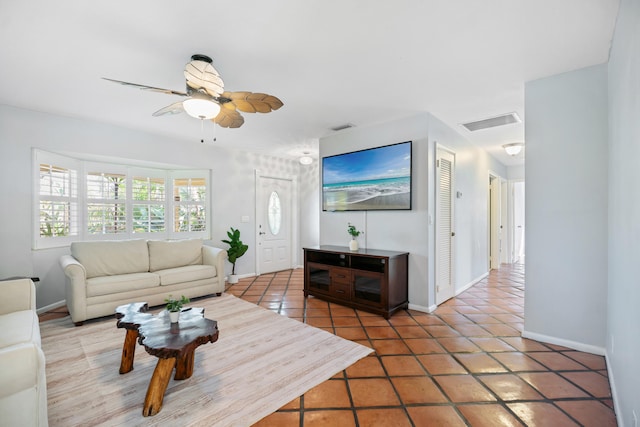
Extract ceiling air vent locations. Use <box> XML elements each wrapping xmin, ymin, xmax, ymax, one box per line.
<box><xmin>461</xmin><ymin>112</ymin><xmax>521</xmax><ymax>132</ymax></box>
<box><xmin>330</xmin><ymin>123</ymin><xmax>355</xmax><ymax>132</ymax></box>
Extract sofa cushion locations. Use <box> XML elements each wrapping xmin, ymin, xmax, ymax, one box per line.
<box><xmin>148</xmin><ymin>239</ymin><xmax>203</xmax><ymax>272</ymax></box>
<box><xmin>0</xmin><ymin>310</ymin><xmax>41</xmax><ymax>348</ymax></box>
<box><xmin>71</xmin><ymin>239</ymin><xmax>150</xmax><ymax>279</ymax></box>
<box><xmin>86</xmin><ymin>272</ymin><xmax>159</xmax><ymax>297</ymax></box>
<box><xmin>157</xmin><ymin>265</ymin><xmax>217</xmax><ymax>286</ymax></box>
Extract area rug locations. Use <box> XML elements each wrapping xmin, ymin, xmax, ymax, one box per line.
<box><xmin>40</xmin><ymin>294</ymin><xmax>373</xmax><ymax>426</ymax></box>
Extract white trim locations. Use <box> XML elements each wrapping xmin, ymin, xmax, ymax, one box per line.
<box><xmin>36</xmin><ymin>300</ymin><xmax>67</xmax><ymax>315</ymax></box>
<box><xmin>225</xmin><ymin>273</ymin><xmax>256</xmax><ymax>281</ymax></box>
<box><xmin>456</xmin><ymin>272</ymin><xmax>489</xmax><ymax>296</ymax></box>
<box><xmin>521</xmin><ymin>330</ymin><xmax>606</xmax><ymax>356</ymax></box>
<box><xmin>408</xmin><ymin>303</ymin><xmax>437</xmax><ymax>313</ymax></box>
<box><xmin>605</xmin><ymin>352</ymin><xmax>624</xmax><ymax>427</ymax></box>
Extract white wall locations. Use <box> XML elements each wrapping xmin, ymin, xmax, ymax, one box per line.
<box><xmin>0</xmin><ymin>105</ymin><xmax>318</xmax><ymax>309</ymax></box>
<box><xmin>606</xmin><ymin>0</ymin><xmax>640</xmax><ymax>424</ymax></box>
<box><xmin>523</xmin><ymin>64</ymin><xmax>609</xmax><ymax>352</ymax></box>
<box><xmin>298</xmin><ymin>160</ymin><xmax>320</xmax><ymax>266</ymax></box>
<box><xmin>319</xmin><ymin>113</ymin><xmax>505</xmax><ymax>310</ymax></box>
<box><xmin>507</xmin><ymin>164</ymin><xmax>525</xmax><ymax>180</ymax></box>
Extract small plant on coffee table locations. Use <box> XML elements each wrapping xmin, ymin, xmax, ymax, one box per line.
<box><xmin>165</xmin><ymin>295</ymin><xmax>190</xmax><ymax>312</ymax></box>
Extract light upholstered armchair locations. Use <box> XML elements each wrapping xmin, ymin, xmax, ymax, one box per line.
<box><xmin>0</xmin><ymin>278</ymin><xmax>48</xmax><ymax>426</ymax></box>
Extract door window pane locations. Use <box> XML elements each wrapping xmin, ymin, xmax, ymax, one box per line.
<box><xmin>268</xmin><ymin>191</ymin><xmax>281</xmax><ymax>235</ymax></box>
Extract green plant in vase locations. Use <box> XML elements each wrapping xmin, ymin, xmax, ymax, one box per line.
<box><xmin>165</xmin><ymin>295</ymin><xmax>189</xmax><ymax>323</ymax></box>
<box><xmin>347</xmin><ymin>223</ymin><xmax>362</xmax><ymax>251</ymax></box>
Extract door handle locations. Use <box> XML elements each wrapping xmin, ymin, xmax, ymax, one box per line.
<box><xmin>259</xmin><ymin>231</ymin><xmax>266</xmax><ymax>235</ymax></box>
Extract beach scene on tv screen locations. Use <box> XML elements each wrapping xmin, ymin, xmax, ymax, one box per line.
<box><xmin>323</xmin><ymin>142</ymin><xmax>411</xmax><ymax>211</ymax></box>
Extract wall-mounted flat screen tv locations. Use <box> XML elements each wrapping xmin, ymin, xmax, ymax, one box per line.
<box><xmin>322</xmin><ymin>141</ymin><xmax>412</xmax><ymax>211</ymax></box>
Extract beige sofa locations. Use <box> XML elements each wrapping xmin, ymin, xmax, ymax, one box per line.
<box><xmin>0</xmin><ymin>278</ymin><xmax>48</xmax><ymax>427</ymax></box>
<box><xmin>60</xmin><ymin>238</ymin><xmax>227</xmax><ymax>325</ymax></box>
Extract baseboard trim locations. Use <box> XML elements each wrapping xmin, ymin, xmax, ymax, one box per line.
<box><xmin>456</xmin><ymin>272</ymin><xmax>489</xmax><ymax>296</ymax></box>
<box><xmin>521</xmin><ymin>330</ymin><xmax>606</xmax><ymax>356</ymax></box>
<box><xmin>408</xmin><ymin>303</ymin><xmax>437</xmax><ymax>313</ymax></box>
<box><xmin>36</xmin><ymin>300</ymin><xmax>66</xmax><ymax>315</ymax></box>
<box><xmin>604</xmin><ymin>351</ymin><xmax>624</xmax><ymax>427</ymax></box>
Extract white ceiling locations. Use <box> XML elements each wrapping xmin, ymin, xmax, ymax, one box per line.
<box><xmin>0</xmin><ymin>0</ymin><xmax>619</xmax><ymax>167</ymax></box>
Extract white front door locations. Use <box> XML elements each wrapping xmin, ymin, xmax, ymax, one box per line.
<box><xmin>256</xmin><ymin>173</ymin><xmax>294</xmax><ymax>274</ymax></box>
<box><xmin>435</xmin><ymin>147</ymin><xmax>455</xmax><ymax>305</ymax></box>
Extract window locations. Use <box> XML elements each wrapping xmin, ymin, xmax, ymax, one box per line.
<box><xmin>33</xmin><ymin>150</ymin><xmax>210</xmax><ymax>249</ymax></box>
<box><xmin>132</xmin><ymin>176</ymin><xmax>165</xmax><ymax>233</ymax></box>
<box><xmin>268</xmin><ymin>191</ymin><xmax>282</xmax><ymax>235</ymax></box>
<box><xmin>173</xmin><ymin>176</ymin><xmax>207</xmax><ymax>232</ymax></box>
<box><xmin>86</xmin><ymin>170</ymin><xmax>127</xmax><ymax>235</ymax></box>
<box><xmin>38</xmin><ymin>164</ymin><xmax>78</xmax><ymax>238</ymax></box>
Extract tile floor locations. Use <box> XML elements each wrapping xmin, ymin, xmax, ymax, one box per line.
<box><xmin>40</xmin><ymin>263</ymin><xmax>617</xmax><ymax>426</ymax></box>
<box><xmin>229</xmin><ymin>263</ymin><xmax>616</xmax><ymax>427</ymax></box>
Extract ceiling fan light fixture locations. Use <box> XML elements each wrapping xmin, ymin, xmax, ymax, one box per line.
<box><xmin>182</xmin><ymin>98</ymin><xmax>220</xmax><ymax>120</ymax></box>
<box><xmin>503</xmin><ymin>142</ymin><xmax>524</xmax><ymax>156</ymax></box>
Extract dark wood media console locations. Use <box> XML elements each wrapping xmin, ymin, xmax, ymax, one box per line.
<box><xmin>303</xmin><ymin>246</ymin><xmax>409</xmax><ymax>318</ymax></box>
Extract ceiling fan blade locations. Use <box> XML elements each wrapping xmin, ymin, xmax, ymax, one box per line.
<box><xmin>184</xmin><ymin>60</ymin><xmax>224</xmax><ymax>98</ymax></box>
<box><xmin>222</xmin><ymin>91</ymin><xmax>283</xmax><ymax>113</ymax></box>
<box><xmin>102</xmin><ymin>78</ymin><xmax>188</xmax><ymax>96</ymax></box>
<box><xmin>213</xmin><ymin>106</ymin><xmax>244</xmax><ymax>128</ymax></box>
<box><xmin>152</xmin><ymin>101</ymin><xmax>185</xmax><ymax>117</ymax></box>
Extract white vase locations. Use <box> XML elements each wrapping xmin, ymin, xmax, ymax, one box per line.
<box><xmin>349</xmin><ymin>239</ymin><xmax>359</xmax><ymax>251</ymax></box>
<box><xmin>169</xmin><ymin>311</ymin><xmax>180</xmax><ymax>323</ymax></box>
<box><xmin>228</xmin><ymin>274</ymin><xmax>239</xmax><ymax>284</ymax></box>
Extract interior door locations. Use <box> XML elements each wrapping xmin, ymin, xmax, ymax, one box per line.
<box><xmin>435</xmin><ymin>147</ymin><xmax>455</xmax><ymax>305</ymax></box>
<box><xmin>256</xmin><ymin>174</ymin><xmax>293</xmax><ymax>274</ymax></box>
<box><xmin>513</xmin><ymin>181</ymin><xmax>525</xmax><ymax>263</ymax></box>
<box><xmin>489</xmin><ymin>174</ymin><xmax>502</xmax><ymax>270</ymax></box>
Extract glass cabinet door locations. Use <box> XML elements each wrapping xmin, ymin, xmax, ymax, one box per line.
<box><xmin>353</xmin><ymin>271</ymin><xmax>383</xmax><ymax>305</ymax></box>
<box><xmin>307</xmin><ymin>264</ymin><xmax>331</xmax><ymax>293</ymax></box>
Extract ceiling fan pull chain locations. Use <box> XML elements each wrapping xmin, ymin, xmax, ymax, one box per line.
<box><xmin>200</xmin><ymin>118</ymin><xmax>205</xmax><ymax>143</ymax></box>
<box><xmin>213</xmin><ymin>121</ymin><xmax>217</xmax><ymax>143</ymax></box>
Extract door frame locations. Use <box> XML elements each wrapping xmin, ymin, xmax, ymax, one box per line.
<box><xmin>254</xmin><ymin>170</ymin><xmax>298</xmax><ymax>275</ymax></box>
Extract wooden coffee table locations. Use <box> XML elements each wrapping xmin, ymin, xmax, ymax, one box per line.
<box><xmin>115</xmin><ymin>302</ymin><xmax>219</xmax><ymax>416</ymax></box>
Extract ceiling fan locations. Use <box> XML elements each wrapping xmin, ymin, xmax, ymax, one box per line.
<box><xmin>103</xmin><ymin>54</ymin><xmax>283</xmax><ymax>128</ymax></box>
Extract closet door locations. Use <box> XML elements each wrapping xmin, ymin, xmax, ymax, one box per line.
<box><xmin>435</xmin><ymin>147</ymin><xmax>455</xmax><ymax>305</ymax></box>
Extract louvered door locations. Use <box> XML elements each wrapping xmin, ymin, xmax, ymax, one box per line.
<box><xmin>435</xmin><ymin>148</ymin><xmax>455</xmax><ymax>305</ymax></box>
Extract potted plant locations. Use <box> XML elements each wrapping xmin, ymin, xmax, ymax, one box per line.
<box><xmin>165</xmin><ymin>295</ymin><xmax>189</xmax><ymax>323</ymax></box>
<box><xmin>222</xmin><ymin>227</ymin><xmax>249</xmax><ymax>284</ymax></box>
<box><xmin>347</xmin><ymin>223</ymin><xmax>363</xmax><ymax>251</ymax></box>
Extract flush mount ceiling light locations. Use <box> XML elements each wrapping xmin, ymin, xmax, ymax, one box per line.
<box><xmin>503</xmin><ymin>142</ymin><xmax>524</xmax><ymax>156</ymax></box>
<box><xmin>299</xmin><ymin>152</ymin><xmax>313</xmax><ymax>165</ymax></box>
